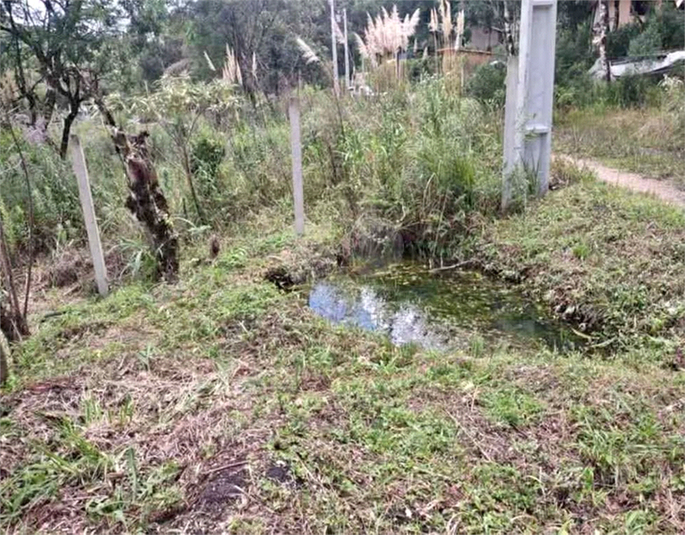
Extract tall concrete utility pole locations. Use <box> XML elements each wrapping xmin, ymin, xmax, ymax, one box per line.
<box><xmin>502</xmin><ymin>0</ymin><xmax>558</xmax><ymax>210</ymax></box>
<box><xmin>343</xmin><ymin>8</ymin><xmax>350</xmax><ymax>91</ymax></box>
<box><xmin>330</xmin><ymin>0</ymin><xmax>339</xmax><ymax>95</ymax></box>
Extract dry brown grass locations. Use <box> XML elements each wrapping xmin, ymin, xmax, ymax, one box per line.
<box><xmin>556</xmin><ymin>106</ymin><xmax>685</xmax><ymax>187</ymax></box>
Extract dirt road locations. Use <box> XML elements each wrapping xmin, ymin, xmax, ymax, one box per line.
<box><xmin>559</xmin><ymin>155</ymin><xmax>685</xmax><ymax>208</ymax></box>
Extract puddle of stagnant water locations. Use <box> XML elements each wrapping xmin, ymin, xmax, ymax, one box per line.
<box><xmin>308</xmin><ymin>262</ymin><xmax>585</xmax><ymax>352</ymax></box>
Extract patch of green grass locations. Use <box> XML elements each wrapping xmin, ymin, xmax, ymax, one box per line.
<box><xmin>556</xmin><ymin>106</ymin><xmax>685</xmax><ymax>187</ymax></box>
<box><xmin>4</xmin><ymin>201</ymin><xmax>685</xmax><ymax>533</ymax></box>
<box><xmin>481</xmin><ymin>386</ymin><xmax>545</xmax><ymax>428</ymax></box>
<box><xmin>470</xmin><ymin>177</ymin><xmax>685</xmax><ymax>353</ymax></box>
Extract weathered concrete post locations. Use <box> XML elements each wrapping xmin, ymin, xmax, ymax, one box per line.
<box><xmin>70</xmin><ymin>135</ymin><xmax>109</xmax><ymax>296</ymax></box>
<box><xmin>330</xmin><ymin>0</ymin><xmax>339</xmax><ymax>95</ymax></box>
<box><xmin>289</xmin><ymin>97</ymin><xmax>305</xmax><ymax>236</ymax></box>
<box><xmin>343</xmin><ymin>8</ymin><xmax>351</xmax><ymax>92</ymax></box>
<box><xmin>502</xmin><ymin>54</ymin><xmax>519</xmax><ymax>211</ymax></box>
<box><xmin>502</xmin><ymin>0</ymin><xmax>558</xmax><ymax>210</ymax></box>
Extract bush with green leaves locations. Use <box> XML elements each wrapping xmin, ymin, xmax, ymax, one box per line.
<box><xmin>556</xmin><ymin>22</ymin><xmax>595</xmax><ymax>88</ymax></box>
<box><xmin>466</xmin><ymin>62</ymin><xmax>506</xmax><ymax>106</ymax></box>
<box><xmin>607</xmin><ymin>23</ymin><xmax>642</xmax><ymax>58</ymax></box>
<box><xmin>604</xmin><ymin>75</ymin><xmax>661</xmax><ymax>108</ymax></box>
<box><xmin>190</xmin><ymin>133</ymin><xmax>226</xmax><ymax>216</ymax></box>
<box><xmin>607</xmin><ymin>4</ymin><xmax>684</xmax><ymax>59</ymax></box>
<box><xmin>660</xmin><ymin>75</ymin><xmax>685</xmax><ymax>145</ymax></box>
<box><xmin>328</xmin><ymin>79</ymin><xmax>502</xmax><ymax>256</ymax></box>
<box><xmin>191</xmin><ymin>136</ymin><xmax>225</xmax><ymax>179</ymax></box>
<box><xmin>628</xmin><ymin>24</ymin><xmax>662</xmax><ymax>58</ymax></box>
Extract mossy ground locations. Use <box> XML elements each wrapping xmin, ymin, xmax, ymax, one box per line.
<box><xmin>3</xmin><ymin>178</ymin><xmax>685</xmax><ymax>534</ymax></box>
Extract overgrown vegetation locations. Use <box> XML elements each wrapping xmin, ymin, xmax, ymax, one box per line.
<box><xmin>0</xmin><ymin>78</ymin><xmax>504</xmax><ymax>261</ymax></box>
<box><xmin>555</xmin><ymin>76</ymin><xmax>685</xmax><ymax>185</ymax></box>
<box><xmin>3</xmin><ymin>212</ymin><xmax>685</xmax><ymax>533</ymax></box>
<box><xmin>468</xmin><ymin>162</ymin><xmax>685</xmax><ymax>352</ymax></box>
<box><xmin>2</xmin><ymin>0</ymin><xmax>685</xmax><ymax>531</ymax></box>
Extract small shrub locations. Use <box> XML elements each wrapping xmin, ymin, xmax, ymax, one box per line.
<box><xmin>550</xmin><ymin>159</ymin><xmax>594</xmax><ymax>190</ymax></box>
<box><xmin>0</xmin><ymin>130</ymin><xmax>82</xmax><ymax>253</ymax></box>
<box><xmin>661</xmin><ymin>75</ymin><xmax>685</xmax><ymax>141</ymax></box>
<box><xmin>466</xmin><ymin>62</ymin><xmax>506</xmax><ymax>106</ymax></box>
<box><xmin>191</xmin><ymin>136</ymin><xmax>225</xmax><ymax>180</ymax></box>
<box><xmin>191</xmin><ymin>134</ymin><xmax>227</xmax><ymax>220</ymax></box>
<box><xmin>605</xmin><ymin>75</ymin><xmax>658</xmax><ymax>108</ymax></box>
<box><xmin>407</xmin><ymin>57</ymin><xmax>439</xmax><ymax>83</ymax></box>
<box><xmin>628</xmin><ymin>24</ymin><xmax>662</xmax><ymax>58</ymax></box>
<box><xmin>607</xmin><ymin>23</ymin><xmax>642</xmax><ymax>58</ymax></box>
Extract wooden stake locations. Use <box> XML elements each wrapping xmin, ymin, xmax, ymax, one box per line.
<box><xmin>70</xmin><ymin>135</ymin><xmax>109</xmax><ymax>296</ymax></box>
<box><xmin>289</xmin><ymin>97</ymin><xmax>305</xmax><ymax>236</ymax></box>
<box><xmin>0</xmin><ymin>333</ymin><xmax>8</xmax><ymax>387</ymax></box>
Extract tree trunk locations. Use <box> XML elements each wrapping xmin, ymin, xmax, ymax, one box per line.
<box><xmin>0</xmin><ymin>301</ymin><xmax>28</xmax><ymax>343</ymax></box>
<box><xmin>602</xmin><ymin>0</ymin><xmax>611</xmax><ymax>84</ymax></box>
<box><xmin>59</xmin><ymin>106</ymin><xmax>79</xmax><ymax>160</ymax></box>
<box><xmin>503</xmin><ymin>1</ymin><xmax>516</xmax><ymax>56</ymax></box>
<box><xmin>0</xmin><ymin>216</ymin><xmax>29</xmax><ymax>342</ymax></box>
<box><xmin>114</xmin><ymin>131</ymin><xmax>180</xmax><ymax>281</ymax></box>
<box><xmin>0</xmin><ymin>338</ymin><xmax>8</xmax><ymax>387</ymax></box>
<box><xmin>95</xmin><ymin>99</ymin><xmax>179</xmax><ymax>281</ymax></box>
<box><xmin>595</xmin><ymin>0</ymin><xmax>612</xmax><ymax>83</ymax></box>
<box><xmin>239</xmin><ymin>53</ymin><xmax>259</xmax><ymax>106</ymax></box>
<box><xmin>43</xmin><ymin>88</ymin><xmax>56</xmax><ymax>128</ymax></box>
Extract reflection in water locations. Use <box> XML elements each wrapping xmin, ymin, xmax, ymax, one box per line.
<box><xmin>308</xmin><ymin>264</ymin><xmax>582</xmax><ymax>352</ymax></box>
<box><xmin>309</xmin><ymin>283</ymin><xmax>448</xmax><ymax>350</ymax></box>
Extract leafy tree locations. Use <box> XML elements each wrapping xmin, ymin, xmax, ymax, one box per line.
<box><xmin>628</xmin><ymin>23</ymin><xmax>662</xmax><ymax>57</ymax></box>
<box><xmin>188</xmin><ymin>0</ymin><xmax>286</xmax><ymax>96</ymax></box>
<box><xmin>188</xmin><ymin>0</ymin><xmax>363</xmax><ymax>95</ymax></box>
<box><xmin>0</xmin><ymin>0</ymin><xmax>128</xmax><ymax>158</ymax></box>
<box><xmin>121</xmin><ymin>0</ymin><xmax>185</xmax><ymax>82</ymax></box>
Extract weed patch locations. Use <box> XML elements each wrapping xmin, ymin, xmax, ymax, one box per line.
<box><xmin>469</xmin><ymin>178</ymin><xmax>685</xmax><ymax>354</ymax></box>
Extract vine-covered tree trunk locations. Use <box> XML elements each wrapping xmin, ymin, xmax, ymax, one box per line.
<box><xmin>95</xmin><ymin>99</ymin><xmax>179</xmax><ymax>281</ymax></box>
<box><xmin>113</xmin><ymin>130</ymin><xmax>180</xmax><ymax>281</ymax></box>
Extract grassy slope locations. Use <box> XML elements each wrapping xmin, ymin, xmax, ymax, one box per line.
<box><xmin>2</xmin><ymin>186</ymin><xmax>685</xmax><ymax>534</ymax></box>
<box><xmin>555</xmin><ymin>107</ymin><xmax>685</xmax><ymax>188</ymax></box>
<box><xmin>470</xmin><ymin>173</ymin><xmax>685</xmax><ymax>354</ymax></box>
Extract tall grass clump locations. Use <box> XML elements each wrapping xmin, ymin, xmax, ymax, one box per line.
<box><xmin>355</xmin><ymin>5</ymin><xmax>420</xmax><ymax>91</ymax></box>
<box><xmin>0</xmin><ymin>127</ymin><xmax>117</xmax><ymax>254</ymax></box>
<box><xmin>660</xmin><ymin>75</ymin><xmax>685</xmax><ymax>150</ymax></box>
<box><xmin>317</xmin><ymin>79</ymin><xmax>502</xmax><ymax>258</ymax></box>
<box><xmin>1</xmin><ymin>77</ymin><xmax>507</xmax><ymax>266</ymax></box>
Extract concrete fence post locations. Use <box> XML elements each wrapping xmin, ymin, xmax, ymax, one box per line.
<box><xmin>289</xmin><ymin>97</ymin><xmax>305</xmax><ymax>236</ymax></box>
<box><xmin>70</xmin><ymin>135</ymin><xmax>109</xmax><ymax>296</ymax></box>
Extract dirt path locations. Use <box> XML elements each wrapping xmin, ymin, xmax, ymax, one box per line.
<box><xmin>559</xmin><ymin>155</ymin><xmax>685</xmax><ymax>208</ymax></box>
